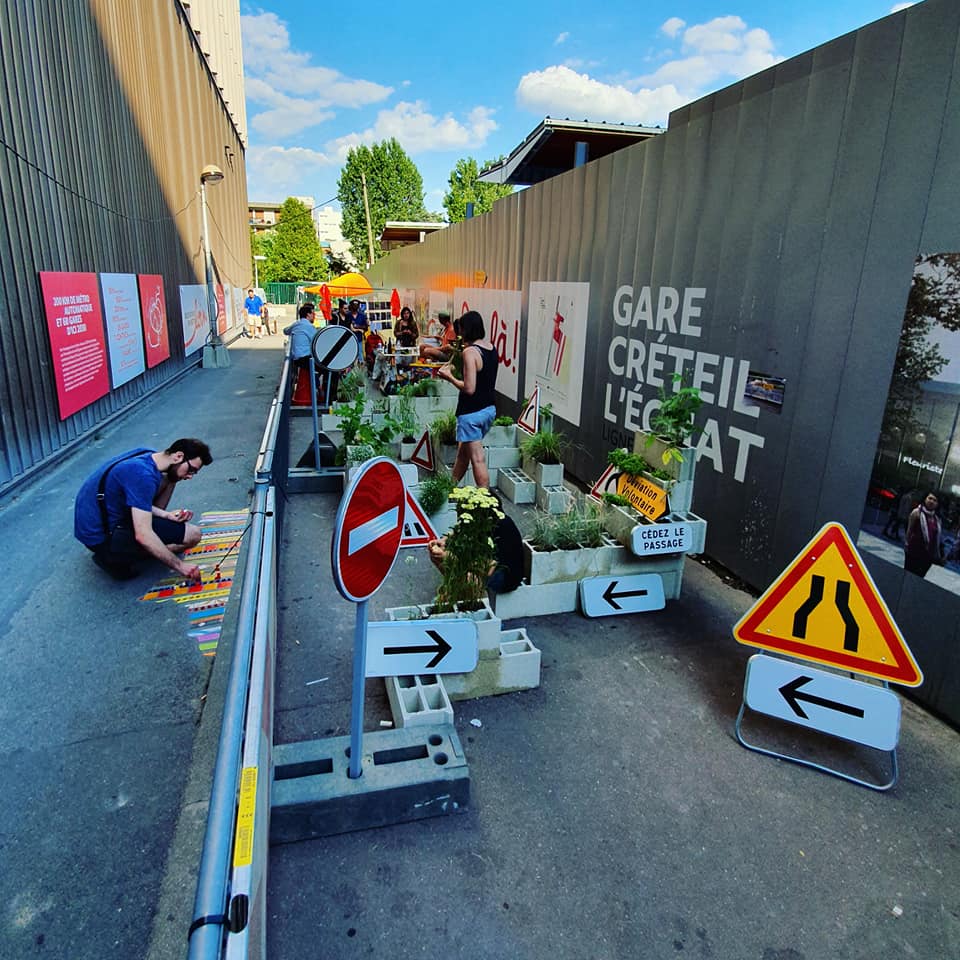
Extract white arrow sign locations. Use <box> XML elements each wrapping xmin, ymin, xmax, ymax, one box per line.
<box><xmin>743</xmin><ymin>654</ymin><xmax>901</xmax><ymax>750</ymax></box>
<box><xmin>366</xmin><ymin>619</ymin><xmax>479</xmax><ymax>677</ymax></box>
<box><xmin>579</xmin><ymin>574</ymin><xmax>665</xmax><ymax>617</ymax></box>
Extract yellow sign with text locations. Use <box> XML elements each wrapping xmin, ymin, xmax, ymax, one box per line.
<box><xmin>232</xmin><ymin>766</ymin><xmax>258</xmax><ymax>868</ymax></box>
<box><xmin>617</xmin><ymin>473</ymin><xmax>669</xmax><ymax>521</ymax></box>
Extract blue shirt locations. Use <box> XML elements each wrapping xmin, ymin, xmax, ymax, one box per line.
<box><xmin>244</xmin><ymin>295</ymin><xmax>264</xmax><ymax>317</ymax></box>
<box><xmin>283</xmin><ymin>317</ymin><xmax>317</xmax><ymax>360</ymax></box>
<box><xmin>74</xmin><ymin>449</ymin><xmax>160</xmax><ymax>546</ymax></box>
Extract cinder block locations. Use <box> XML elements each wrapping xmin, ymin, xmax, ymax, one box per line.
<box><xmin>498</xmin><ymin>467</ymin><xmax>535</xmax><ymax>504</ymax></box>
<box><xmin>489</xmin><ymin>579</ymin><xmax>579</xmax><ymax>618</ymax></box>
<box><xmin>536</xmin><ymin>484</ymin><xmax>572</xmax><ymax>514</ymax></box>
<box><xmin>462</xmin><ymin>466</ymin><xmax>499</xmax><ymax>488</ymax></box>
<box><xmin>441</xmin><ymin>628</ymin><xmax>541</xmax><ymax>700</ymax></box>
<box><xmin>485</xmin><ymin>446</ymin><xmax>521</xmax><ymax>469</ymax></box>
<box><xmin>270</xmin><ymin>725</ymin><xmax>469</xmax><ymax>842</ymax></box>
<box><xmin>385</xmin><ymin>674</ymin><xmax>454</xmax><ymax>727</ymax></box>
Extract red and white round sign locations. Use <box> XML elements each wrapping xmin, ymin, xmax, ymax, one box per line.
<box><xmin>331</xmin><ymin>457</ymin><xmax>406</xmax><ymax>602</ymax></box>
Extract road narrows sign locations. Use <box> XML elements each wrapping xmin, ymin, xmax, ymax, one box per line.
<box><xmin>733</xmin><ymin>522</ymin><xmax>922</xmax><ymax>686</ymax></box>
<box><xmin>332</xmin><ymin>457</ymin><xmax>405</xmax><ymax>602</ymax></box>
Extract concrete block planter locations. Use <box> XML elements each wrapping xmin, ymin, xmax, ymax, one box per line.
<box><xmin>632</xmin><ymin>431</ymin><xmax>697</xmax><ymax>484</ymax></box>
<box><xmin>523</xmin><ymin>539</ymin><xmax>617</xmax><ymax>585</ymax></box>
<box><xmin>600</xmin><ymin>501</ymin><xmax>645</xmax><ymax>548</ymax></box>
<box><xmin>536</xmin><ymin>483</ymin><xmax>572</xmax><ymax>515</ymax></box>
<box><xmin>489</xmin><ymin>579</ymin><xmax>579</xmax><ymax>618</ymax></box>
<box><xmin>498</xmin><ymin>467</ymin><xmax>535</xmax><ymax>504</ymax></box>
<box><xmin>461</xmin><ymin>466</ymin><xmax>499</xmax><ymax>489</ymax></box>
<box><xmin>639</xmin><ymin>470</ymin><xmax>694</xmax><ymax>515</ymax></box>
<box><xmin>522</xmin><ymin>456</ymin><xmax>564</xmax><ymax>488</ymax></box>
<box><xmin>485</xmin><ymin>424</ymin><xmax>517</xmax><ymax>447</ymax></box>
<box><xmin>385</xmin><ymin>674</ymin><xmax>454</xmax><ymax>727</ymax></box>
<box><xmin>433</xmin><ymin>441</ymin><xmax>459</xmax><ymax>466</ymax></box>
<box><xmin>386</xmin><ymin>598</ymin><xmax>502</xmax><ymax>655</ymax></box>
<box><xmin>485</xmin><ymin>446</ymin><xmax>521</xmax><ymax>469</ymax></box>
<box><xmin>440</xmin><ymin>628</ymin><xmax>541</xmax><ymax>701</ymax></box>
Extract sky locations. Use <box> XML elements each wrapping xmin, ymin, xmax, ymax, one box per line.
<box><xmin>240</xmin><ymin>1</ymin><xmax>919</xmax><ymax>215</ymax></box>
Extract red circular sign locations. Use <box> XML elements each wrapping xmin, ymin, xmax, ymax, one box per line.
<box><xmin>332</xmin><ymin>458</ymin><xmax>406</xmax><ymax>602</ymax></box>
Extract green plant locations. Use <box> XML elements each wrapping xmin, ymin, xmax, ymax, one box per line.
<box><xmin>393</xmin><ymin>391</ymin><xmax>418</xmax><ymax>440</ymax></box>
<box><xmin>519</xmin><ymin>429</ymin><xmax>567</xmax><ymax>465</ymax></box>
<box><xmin>416</xmin><ymin>470</ymin><xmax>456</xmax><ymax>516</ymax></box>
<box><xmin>337</xmin><ymin>367</ymin><xmax>366</xmax><ymax>403</ymax></box>
<box><xmin>601</xmin><ymin>491</ymin><xmax>632</xmax><ymax>507</ymax></box>
<box><xmin>346</xmin><ymin>442</ymin><xmax>375</xmax><ymax>465</ymax></box>
<box><xmin>430</xmin><ymin>409</ymin><xmax>458</xmax><ymax>445</ymax></box>
<box><xmin>333</xmin><ymin>396</ymin><xmax>399</xmax><ymax>458</ymax></box>
<box><xmin>647</xmin><ymin>374</ymin><xmax>703</xmax><ymax>462</ymax></box>
<box><xmin>434</xmin><ymin>486</ymin><xmax>503</xmax><ymax>612</ymax></box>
<box><xmin>528</xmin><ymin>499</ymin><xmax>604</xmax><ymax>550</ymax></box>
<box><xmin>608</xmin><ymin>447</ymin><xmax>675</xmax><ymax>482</ymax></box>
<box><xmin>493</xmin><ymin>415</ymin><xmax>515</xmax><ymax>427</ymax></box>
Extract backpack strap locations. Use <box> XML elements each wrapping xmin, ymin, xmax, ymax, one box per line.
<box><xmin>96</xmin><ymin>451</ymin><xmax>147</xmax><ymax>540</ymax></box>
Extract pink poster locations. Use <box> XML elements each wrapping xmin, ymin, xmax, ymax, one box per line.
<box><xmin>138</xmin><ymin>274</ymin><xmax>170</xmax><ymax>368</ymax></box>
<box><xmin>39</xmin><ymin>271</ymin><xmax>110</xmax><ymax>420</ymax></box>
<box><xmin>215</xmin><ymin>284</ymin><xmax>227</xmax><ymax>335</ymax></box>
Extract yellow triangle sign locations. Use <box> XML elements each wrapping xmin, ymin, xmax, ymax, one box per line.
<box><xmin>733</xmin><ymin>522</ymin><xmax>922</xmax><ymax>686</ymax></box>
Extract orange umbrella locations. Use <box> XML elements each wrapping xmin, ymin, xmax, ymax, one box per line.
<box><xmin>390</xmin><ymin>288</ymin><xmax>401</xmax><ymax>317</ymax></box>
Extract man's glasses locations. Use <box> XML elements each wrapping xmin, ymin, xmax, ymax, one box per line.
<box><xmin>185</xmin><ymin>460</ymin><xmax>202</xmax><ymax>476</ymax></box>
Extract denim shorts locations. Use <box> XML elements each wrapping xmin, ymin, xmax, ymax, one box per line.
<box><xmin>456</xmin><ymin>405</ymin><xmax>495</xmax><ymax>442</ymax></box>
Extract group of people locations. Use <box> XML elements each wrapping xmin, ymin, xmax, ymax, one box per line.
<box><xmin>73</xmin><ymin>306</ymin><xmax>523</xmax><ymax>592</ymax></box>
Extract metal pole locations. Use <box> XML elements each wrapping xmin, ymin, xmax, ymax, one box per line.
<box><xmin>201</xmin><ymin>178</ymin><xmax>230</xmax><ymax>367</ymax></box>
<box><xmin>309</xmin><ymin>357</ymin><xmax>321</xmax><ymax>469</ymax></box>
<box><xmin>253</xmin><ymin>258</ymin><xmax>259</xmax><ymax>288</ymax></box>
<box><xmin>348</xmin><ymin>599</ymin><xmax>368</xmax><ymax>779</ymax></box>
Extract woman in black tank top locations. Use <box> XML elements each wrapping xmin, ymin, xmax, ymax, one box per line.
<box><xmin>436</xmin><ymin>310</ymin><xmax>498</xmax><ymax>487</ymax></box>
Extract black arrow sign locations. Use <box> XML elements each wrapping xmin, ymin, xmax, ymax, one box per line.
<box><xmin>602</xmin><ymin>580</ymin><xmax>649</xmax><ymax>610</ymax></box>
<box><xmin>383</xmin><ymin>629</ymin><xmax>451</xmax><ymax>668</ymax></box>
<box><xmin>779</xmin><ymin>676</ymin><xmax>865</xmax><ymax>720</ymax></box>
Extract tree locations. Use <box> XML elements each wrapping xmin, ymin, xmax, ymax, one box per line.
<box><xmin>250</xmin><ymin>228</ymin><xmax>276</xmax><ymax>284</ymax></box>
<box><xmin>337</xmin><ymin>139</ymin><xmax>429</xmax><ymax>265</ymax></box>
<box><xmin>442</xmin><ymin>157</ymin><xmax>513</xmax><ymax>223</ymax></box>
<box><xmin>265</xmin><ymin>198</ymin><xmax>329</xmax><ymax>282</ymax></box>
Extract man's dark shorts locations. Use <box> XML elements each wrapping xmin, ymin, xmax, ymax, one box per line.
<box><xmin>89</xmin><ymin>517</ymin><xmax>186</xmax><ymax>577</ymax></box>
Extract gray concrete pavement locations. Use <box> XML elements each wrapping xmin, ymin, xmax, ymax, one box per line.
<box><xmin>0</xmin><ymin>336</ymin><xmax>283</xmax><ymax>960</ymax></box>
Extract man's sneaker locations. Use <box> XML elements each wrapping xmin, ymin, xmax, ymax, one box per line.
<box><xmin>92</xmin><ymin>554</ymin><xmax>139</xmax><ymax>581</ymax></box>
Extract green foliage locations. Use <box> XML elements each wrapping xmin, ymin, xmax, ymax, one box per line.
<box><xmin>434</xmin><ymin>486</ymin><xmax>503</xmax><ymax>612</ymax></box>
<box><xmin>493</xmin><ymin>415</ymin><xmax>515</xmax><ymax>426</ymax></box>
<box><xmin>250</xmin><ymin>229</ymin><xmax>275</xmax><ymax>283</ymax></box>
<box><xmin>337</xmin><ymin>139</ymin><xmax>432</xmax><ymax>265</ymax></box>
<box><xmin>265</xmin><ymin>198</ymin><xmax>329</xmax><ymax>283</ymax></box>
<box><xmin>333</xmin><ymin>396</ymin><xmax>399</xmax><ymax>456</ymax></box>
<box><xmin>393</xmin><ymin>391</ymin><xmax>418</xmax><ymax>440</ymax></box>
<box><xmin>416</xmin><ymin>470</ymin><xmax>456</xmax><ymax>516</ymax></box>
<box><xmin>601</xmin><ymin>492</ymin><xmax>632</xmax><ymax>507</ymax></box>
<box><xmin>647</xmin><ymin>374</ymin><xmax>702</xmax><ymax>458</ymax></box>
<box><xmin>529</xmin><ymin>499</ymin><xmax>605</xmax><ymax>551</ymax></box>
<box><xmin>442</xmin><ymin>157</ymin><xmax>514</xmax><ymax>223</ymax></box>
<box><xmin>401</xmin><ymin>377</ymin><xmax>439</xmax><ymax>398</ymax></box>
<box><xmin>337</xmin><ymin>368</ymin><xmax>366</xmax><ymax>403</ymax></box>
<box><xmin>430</xmin><ymin>409</ymin><xmax>458</xmax><ymax>445</ymax></box>
<box><xmin>520</xmin><ymin>429</ymin><xmax>567</xmax><ymax>465</ymax></box>
<box><xmin>607</xmin><ymin>447</ymin><xmax>673</xmax><ymax>481</ymax></box>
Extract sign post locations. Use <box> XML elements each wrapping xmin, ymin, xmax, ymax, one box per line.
<box><xmin>331</xmin><ymin>458</ymin><xmax>406</xmax><ymax>778</ymax></box>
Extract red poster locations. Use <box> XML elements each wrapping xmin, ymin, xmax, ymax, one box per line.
<box><xmin>40</xmin><ymin>271</ymin><xmax>110</xmax><ymax>419</ymax></box>
<box><xmin>216</xmin><ymin>284</ymin><xmax>227</xmax><ymax>335</ymax></box>
<box><xmin>137</xmin><ymin>274</ymin><xmax>170</xmax><ymax>368</ymax></box>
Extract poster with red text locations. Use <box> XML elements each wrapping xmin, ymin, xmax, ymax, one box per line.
<box><xmin>223</xmin><ymin>285</ymin><xmax>234</xmax><ymax>334</ymax></box>
<box><xmin>215</xmin><ymin>284</ymin><xmax>227</xmax><ymax>335</ymax></box>
<box><xmin>137</xmin><ymin>274</ymin><xmax>170</xmax><ymax>367</ymax></box>
<box><xmin>100</xmin><ymin>273</ymin><xmax>146</xmax><ymax>388</ymax></box>
<box><xmin>453</xmin><ymin>287</ymin><xmax>522</xmax><ymax>401</ymax></box>
<box><xmin>179</xmin><ymin>284</ymin><xmax>209</xmax><ymax>357</ymax></box>
<box><xmin>39</xmin><ymin>271</ymin><xmax>110</xmax><ymax>419</ymax></box>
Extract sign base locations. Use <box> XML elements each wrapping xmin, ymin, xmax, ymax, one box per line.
<box><xmin>270</xmin><ymin>724</ymin><xmax>469</xmax><ymax>842</ymax></box>
<box><xmin>202</xmin><ymin>343</ymin><xmax>231</xmax><ymax>368</ymax></box>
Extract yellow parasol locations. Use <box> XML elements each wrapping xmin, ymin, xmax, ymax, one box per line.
<box><xmin>304</xmin><ymin>272</ymin><xmax>373</xmax><ymax>298</ymax></box>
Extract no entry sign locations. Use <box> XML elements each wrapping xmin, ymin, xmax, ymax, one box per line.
<box><xmin>332</xmin><ymin>457</ymin><xmax>405</xmax><ymax>602</ymax></box>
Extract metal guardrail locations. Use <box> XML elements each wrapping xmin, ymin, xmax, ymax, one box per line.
<box><xmin>188</xmin><ymin>355</ymin><xmax>292</xmax><ymax>960</ymax></box>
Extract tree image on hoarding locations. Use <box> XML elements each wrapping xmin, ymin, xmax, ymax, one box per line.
<box><xmin>337</xmin><ymin>139</ymin><xmax>431</xmax><ymax>265</ymax></box>
<box><xmin>881</xmin><ymin>253</ymin><xmax>960</xmax><ymax>440</ymax></box>
<box><xmin>265</xmin><ymin>198</ymin><xmax>329</xmax><ymax>283</ymax></box>
<box><xmin>443</xmin><ymin>157</ymin><xmax>513</xmax><ymax>222</ymax></box>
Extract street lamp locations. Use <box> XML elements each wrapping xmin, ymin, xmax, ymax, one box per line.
<box><xmin>200</xmin><ymin>163</ymin><xmax>230</xmax><ymax>368</ymax></box>
<box><xmin>254</xmin><ymin>254</ymin><xmax>266</xmax><ymax>289</ymax></box>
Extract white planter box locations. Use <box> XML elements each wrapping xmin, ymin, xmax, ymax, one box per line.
<box><xmin>440</xmin><ymin>628</ymin><xmax>541</xmax><ymax>700</ymax></box>
<box><xmin>485</xmin><ymin>424</ymin><xmax>517</xmax><ymax>447</ymax></box>
<box><xmin>489</xmin><ymin>579</ymin><xmax>579</xmax><ymax>618</ymax></box>
<box><xmin>632</xmin><ymin>431</ymin><xmax>697</xmax><ymax>483</ymax></box>
<box><xmin>386</xmin><ymin>598</ymin><xmax>502</xmax><ymax>655</ymax></box>
<box><xmin>498</xmin><ymin>467</ymin><xmax>535</xmax><ymax>504</ymax></box>
<box><xmin>523</xmin><ymin>539</ymin><xmax>618</xmax><ymax>585</ymax></box>
<box><xmin>600</xmin><ymin>501</ymin><xmax>644</xmax><ymax>548</ymax></box>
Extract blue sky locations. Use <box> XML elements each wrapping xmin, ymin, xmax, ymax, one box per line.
<box><xmin>240</xmin><ymin>1</ymin><xmax>918</xmax><ymax>214</ymax></box>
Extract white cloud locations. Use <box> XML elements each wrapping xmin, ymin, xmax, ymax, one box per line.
<box><xmin>517</xmin><ymin>15</ymin><xmax>784</xmax><ymax>126</ymax></box>
<box><xmin>555</xmin><ymin>31</ymin><xmax>569</xmax><ymax>45</ymax></box>
<box><xmin>241</xmin><ymin>12</ymin><xmax>392</xmax><ymax>138</ymax></box>
<box><xmin>890</xmin><ymin>2</ymin><xmax>916</xmax><ymax>10</ymax></box>
<box><xmin>325</xmin><ymin>101</ymin><xmax>498</xmax><ymax>159</ymax></box>
<box><xmin>660</xmin><ymin>17</ymin><xmax>685</xmax><ymax>39</ymax></box>
<box><xmin>245</xmin><ymin>144</ymin><xmax>338</xmax><ymax>200</ymax></box>
<box><xmin>516</xmin><ymin>66</ymin><xmax>684</xmax><ymax>124</ymax></box>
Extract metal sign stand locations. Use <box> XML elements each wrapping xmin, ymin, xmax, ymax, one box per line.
<box><xmin>348</xmin><ymin>599</ymin><xmax>368</xmax><ymax>779</ymax></box>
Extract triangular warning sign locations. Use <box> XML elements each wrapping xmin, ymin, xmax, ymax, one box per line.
<box><xmin>400</xmin><ymin>489</ymin><xmax>438</xmax><ymax>548</ymax></box>
<box><xmin>410</xmin><ymin>429</ymin><xmax>434</xmax><ymax>471</ymax></box>
<box><xmin>589</xmin><ymin>463</ymin><xmax>619</xmax><ymax>501</ymax></box>
<box><xmin>517</xmin><ymin>385</ymin><xmax>540</xmax><ymax>435</ymax></box>
<box><xmin>733</xmin><ymin>522</ymin><xmax>922</xmax><ymax>686</ymax></box>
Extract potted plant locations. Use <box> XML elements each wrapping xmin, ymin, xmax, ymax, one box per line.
<box><xmin>334</xmin><ymin>395</ymin><xmax>400</xmax><ymax>466</ymax></box>
<box><xmin>336</xmin><ymin>367</ymin><xmax>366</xmax><ymax>404</ymax></box>
<box><xmin>635</xmin><ymin>375</ymin><xmax>702</xmax><ymax>486</ymax></box>
<box><xmin>486</xmin><ymin>415</ymin><xmax>517</xmax><ymax>448</ymax></box>
<box><xmin>520</xmin><ymin>428</ymin><xmax>567</xmax><ymax>487</ymax></box>
<box><xmin>393</xmin><ymin>389</ymin><xmax>419</xmax><ymax>460</ymax></box>
<box><xmin>430</xmin><ymin>409</ymin><xmax>459</xmax><ymax>465</ymax></box>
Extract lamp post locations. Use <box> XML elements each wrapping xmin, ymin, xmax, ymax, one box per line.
<box><xmin>200</xmin><ymin>163</ymin><xmax>230</xmax><ymax>368</ymax></box>
<box><xmin>253</xmin><ymin>254</ymin><xmax>266</xmax><ymax>289</ymax></box>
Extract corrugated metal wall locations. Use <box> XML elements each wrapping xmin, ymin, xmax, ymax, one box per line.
<box><xmin>0</xmin><ymin>0</ymin><xmax>249</xmax><ymax>492</ymax></box>
<box><xmin>369</xmin><ymin>0</ymin><xmax>960</xmax><ymax>723</ymax></box>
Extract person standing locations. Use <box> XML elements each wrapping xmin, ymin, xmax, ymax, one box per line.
<box><xmin>74</xmin><ymin>439</ymin><xmax>213</xmax><ymax>581</ymax></box>
<box><xmin>436</xmin><ymin>310</ymin><xmax>498</xmax><ymax>487</ymax></box>
<box><xmin>394</xmin><ymin>306</ymin><xmax>419</xmax><ymax>348</ymax></box>
<box><xmin>244</xmin><ymin>288</ymin><xmax>265</xmax><ymax>339</ymax></box>
<box><xmin>904</xmin><ymin>491</ymin><xmax>943</xmax><ymax>577</ymax></box>
<box><xmin>284</xmin><ymin>303</ymin><xmax>318</xmax><ymax>372</ymax></box>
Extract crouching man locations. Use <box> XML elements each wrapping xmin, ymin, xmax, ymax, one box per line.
<box><xmin>74</xmin><ymin>438</ymin><xmax>213</xmax><ymax>581</ymax></box>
